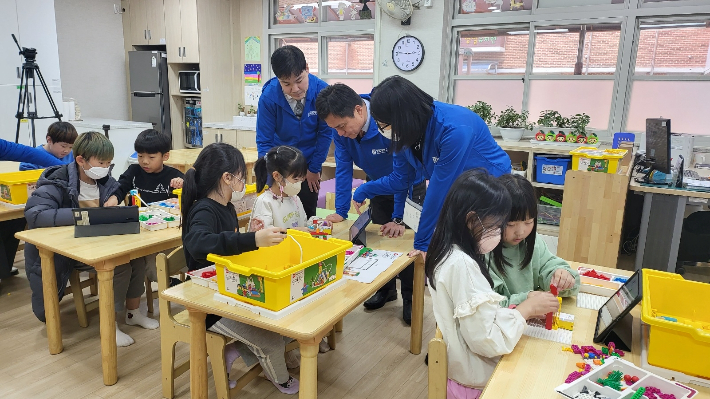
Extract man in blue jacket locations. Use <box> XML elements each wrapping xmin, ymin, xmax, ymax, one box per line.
<box><xmin>256</xmin><ymin>45</ymin><xmax>334</xmax><ymax>218</ymax></box>
<box><xmin>316</xmin><ymin>83</ymin><xmax>424</xmax><ymax>325</ymax></box>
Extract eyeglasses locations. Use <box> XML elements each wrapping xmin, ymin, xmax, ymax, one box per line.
<box><xmin>376</xmin><ymin>121</ymin><xmax>390</xmax><ymax>134</ymax></box>
<box><xmin>474</xmin><ymin>213</ymin><xmax>502</xmax><ymax>239</ymax></box>
<box><xmin>229</xmin><ymin>173</ymin><xmax>245</xmax><ymax>185</ymax></box>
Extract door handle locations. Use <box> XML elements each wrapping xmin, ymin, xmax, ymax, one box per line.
<box><xmin>148</xmin><ymin>30</ymin><xmax>151</xmax><ymax>40</ymax></box>
<box><xmin>183</xmin><ymin>47</ymin><xmax>186</xmax><ymax>58</ymax></box>
<box><xmin>144</xmin><ymin>29</ymin><xmax>147</xmax><ymax>40</ymax></box>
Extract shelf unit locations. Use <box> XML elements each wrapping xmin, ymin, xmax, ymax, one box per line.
<box><xmin>496</xmin><ymin>139</ymin><xmax>611</xmax><ymax>237</ymax></box>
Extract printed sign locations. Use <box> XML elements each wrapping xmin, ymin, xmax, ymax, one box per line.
<box><xmin>0</xmin><ymin>184</ymin><xmax>12</xmax><ymax>201</ymax></box>
<box><xmin>542</xmin><ymin>164</ymin><xmax>563</xmax><ymax>176</ymax></box>
<box><xmin>223</xmin><ymin>269</ymin><xmax>266</xmax><ymax>303</ymax></box>
<box><xmin>290</xmin><ymin>255</ymin><xmax>337</xmax><ymax>302</ymax></box>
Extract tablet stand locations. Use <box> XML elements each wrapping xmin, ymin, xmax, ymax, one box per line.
<box><xmin>595</xmin><ymin>311</ymin><xmax>634</xmax><ymax>352</ymax></box>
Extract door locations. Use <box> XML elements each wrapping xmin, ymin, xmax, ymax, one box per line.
<box><xmin>163</xmin><ymin>0</ymin><xmax>182</xmax><ymax>63</ymax></box>
<box><xmin>146</xmin><ymin>0</ymin><xmax>166</xmax><ymax>45</ymax></box>
<box><xmin>128</xmin><ymin>0</ymin><xmax>149</xmax><ymax>45</ymax></box>
<box><xmin>16</xmin><ymin>0</ymin><xmax>62</xmax><ymax>87</ymax></box>
<box><xmin>0</xmin><ymin>0</ymin><xmax>21</xmax><ymax>86</ymax></box>
<box><xmin>180</xmin><ymin>0</ymin><xmax>200</xmax><ymax>63</ymax></box>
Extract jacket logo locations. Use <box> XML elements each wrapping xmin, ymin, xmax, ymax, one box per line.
<box><xmin>308</xmin><ymin>110</ymin><xmax>318</xmax><ymax>117</ymax></box>
<box><xmin>432</xmin><ymin>157</ymin><xmax>439</xmax><ymax>163</ymax></box>
<box><xmin>372</xmin><ymin>148</ymin><xmax>388</xmax><ymax>155</ymax></box>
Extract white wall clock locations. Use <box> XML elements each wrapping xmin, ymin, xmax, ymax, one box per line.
<box><xmin>392</xmin><ymin>35</ymin><xmax>425</xmax><ymax>72</ymax></box>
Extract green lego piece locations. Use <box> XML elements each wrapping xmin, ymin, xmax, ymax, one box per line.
<box><xmin>630</xmin><ymin>387</ymin><xmax>646</xmax><ymax>399</ymax></box>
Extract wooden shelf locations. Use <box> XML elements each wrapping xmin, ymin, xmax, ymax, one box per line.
<box><xmin>532</xmin><ymin>182</ymin><xmax>564</xmax><ymax>190</ymax></box>
<box><xmin>171</xmin><ymin>92</ymin><xmax>201</xmax><ymax>97</ymax></box>
<box><xmin>537</xmin><ymin>224</ymin><xmax>560</xmax><ymax>237</ymax></box>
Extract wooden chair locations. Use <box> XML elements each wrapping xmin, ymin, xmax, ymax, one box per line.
<box><xmin>428</xmin><ymin>328</ymin><xmax>448</xmax><ymax>399</ymax></box>
<box><xmin>158</xmin><ymin>247</ymin><xmax>299</xmax><ymax>399</ymax></box>
<box><xmin>67</xmin><ymin>270</ymin><xmax>99</xmax><ymax>328</ymax></box>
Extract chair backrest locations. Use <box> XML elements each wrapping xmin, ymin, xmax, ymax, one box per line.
<box><xmin>157</xmin><ymin>246</ymin><xmax>188</xmax><ymax>325</ymax></box>
<box><xmin>428</xmin><ymin>327</ymin><xmax>447</xmax><ymax>399</ymax></box>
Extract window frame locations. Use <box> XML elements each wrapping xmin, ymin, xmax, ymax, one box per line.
<box><xmin>448</xmin><ymin>0</ymin><xmax>710</xmax><ymax>138</ymax></box>
<box><xmin>265</xmin><ymin>0</ymin><xmax>376</xmax><ymax>85</ymax></box>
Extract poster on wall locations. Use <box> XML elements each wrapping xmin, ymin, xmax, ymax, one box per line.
<box><xmin>245</xmin><ymin>36</ymin><xmax>261</xmax><ymax>62</ymax></box>
<box><xmin>245</xmin><ymin>85</ymin><xmax>262</xmax><ymax>107</ymax></box>
<box><xmin>244</xmin><ymin>64</ymin><xmax>261</xmax><ymax>84</ymax></box>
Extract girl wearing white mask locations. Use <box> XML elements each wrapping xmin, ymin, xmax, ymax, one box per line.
<box><xmin>181</xmin><ymin>143</ymin><xmax>299</xmax><ymax>394</ymax></box>
<box><xmin>426</xmin><ymin>170</ymin><xmax>559</xmax><ymax>399</ymax></box>
<box><xmin>250</xmin><ymin>145</ymin><xmax>321</xmax><ymax>233</ymax></box>
<box><xmin>486</xmin><ymin>174</ymin><xmax>580</xmax><ymax>308</ymax></box>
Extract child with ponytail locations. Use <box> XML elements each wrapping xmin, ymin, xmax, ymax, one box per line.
<box><xmin>181</xmin><ymin>143</ymin><xmax>300</xmax><ymax>394</ymax></box>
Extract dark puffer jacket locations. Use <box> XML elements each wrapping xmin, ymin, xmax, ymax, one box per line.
<box><xmin>24</xmin><ymin>162</ymin><xmax>118</xmax><ymax>322</ymax></box>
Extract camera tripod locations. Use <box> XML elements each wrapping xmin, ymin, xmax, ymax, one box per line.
<box><xmin>12</xmin><ymin>34</ymin><xmax>62</xmax><ymax>147</ymax></box>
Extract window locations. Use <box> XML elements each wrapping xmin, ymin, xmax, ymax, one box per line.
<box><xmin>326</xmin><ymin>35</ymin><xmax>374</xmax><ymax>75</ymax></box>
<box><xmin>459</xmin><ymin>0</ymin><xmax>532</xmax><ymax>15</ymax></box>
<box><xmin>324</xmin><ymin>1</ymin><xmax>376</xmax><ymax>22</ymax></box>
<box><xmin>277</xmin><ymin>36</ymin><xmax>319</xmax><ymax>74</ymax></box>
<box><xmin>527</xmin><ymin>80</ymin><xmax>615</xmax><ymax>129</ymax></box>
<box><xmin>457</xmin><ymin>29</ymin><xmax>529</xmax><ymax>75</ymax></box>
<box><xmin>625</xmin><ymin>18</ymin><xmax>710</xmax><ymax>135</ymax></box>
<box><xmin>634</xmin><ymin>20</ymin><xmax>710</xmax><ymax>76</ymax></box>
<box><xmin>453</xmin><ymin>27</ymin><xmax>529</xmax><ymax>111</ymax></box>
<box><xmin>538</xmin><ymin>0</ymin><xmax>623</xmax><ymax>7</ymax></box>
<box><xmin>274</xmin><ymin>0</ymin><xmax>319</xmax><ymax>25</ymax></box>
<box><xmin>532</xmin><ymin>24</ymin><xmax>622</xmax><ymax>75</ymax></box>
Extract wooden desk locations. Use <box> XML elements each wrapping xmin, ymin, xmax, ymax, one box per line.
<box><xmin>14</xmin><ymin>226</ymin><xmax>182</xmax><ymax>386</ymax></box>
<box><xmin>628</xmin><ymin>171</ymin><xmax>710</xmax><ymax>272</ymax></box>
<box><xmin>480</xmin><ymin>263</ymin><xmax>710</xmax><ymax>399</ymax></box>
<box><xmin>0</xmin><ymin>203</ymin><xmax>24</xmax><ymax>222</ymax></box>
<box><xmin>160</xmin><ymin>221</ymin><xmax>425</xmax><ymax>399</ymax></box>
<box><xmin>166</xmin><ymin>148</ymin><xmax>260</xmax><ymax>183</ymax></box>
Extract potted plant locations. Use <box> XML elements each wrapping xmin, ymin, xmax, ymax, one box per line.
<box><xmin>496</xmin><ymin>106</ymin><xmax>532</xmax><ymax>142</ymax></box>
<box><xmin>570</xmin><ymin>113</ymin><xmax>595</xmax><ymax>144</ymax></box>
<box><xmin>238</xmin><ymin>103</ymin><xmax>245</xmax><ymax>117</ymax></box>
<box><xmin>468</xmin><ymin>101</ymin><xmax>496</xmax><ymax>126</ymax></box>
<box><xmin>248</xmin><ymin>105</ymin><xmax>256</xmax><ymax>117</ymax></box>
<box><xmin>537</xmin><ymin>110</ymin><xmax>561</xmax><ymax>129</ymax></box>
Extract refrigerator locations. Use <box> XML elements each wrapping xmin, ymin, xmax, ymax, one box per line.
<box><xmin>128</xmin><ymin>51</ymin><xmax>171</xmax><ymax>137</ymax></box>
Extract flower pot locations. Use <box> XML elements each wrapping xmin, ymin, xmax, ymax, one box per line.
<box><xmin>488</xmin><ymin>125</ymin><xmax>500</xmax><ymax>137</ymax></box>
<box><xmin>239</xmin><ymin>112</ymin><xmax>245</xmax><ymax>116</ymax></box>
<box><xmin>499</xmin><ymin>128</ymin><xmax>525</xmax><ymax>142</ymax></box>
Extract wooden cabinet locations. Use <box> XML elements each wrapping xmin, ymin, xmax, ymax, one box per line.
<box><xmin>126</xmin><ymin>0</ymin><xmax>165</xmax><ymax>46</ymax></box>
<box><xmin>164</xmin><ymin>0</ymin><xmax>199</xmax><ymax>63</ymax></box>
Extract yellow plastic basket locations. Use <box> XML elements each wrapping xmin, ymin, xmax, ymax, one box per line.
<box><xmin>209</xmin><ymin>229</ymin><xmax>352</xmax><ymax>311</ymax></box>
<box><xmin>0</xmin><ymin>169</ymin><xmax>43</xmax><ymax>205</ymax></box>
<box><xmin>174</xmin><ymin>184</ymin><xmax>263</xmax><ymax>217</ymax></box>
<box><xmin>569</xmin><ymin>147</ymin><xmax>627</xmax><ymax>174</ymax></box>
<box><xmin>641</xmin><ymin>269</ymin><xmax>710</xmax><ymax>379</ymax></box>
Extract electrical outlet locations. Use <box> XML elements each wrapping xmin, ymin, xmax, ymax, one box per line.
<box><xmin>423</xmin><ymin>0</ymin><xmax>433</xmax><ymax>7</ymax></box>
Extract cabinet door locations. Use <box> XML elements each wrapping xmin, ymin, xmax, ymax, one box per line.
<box><xmin>0</xmin><ymin>0</ymin><xmax>21</xmax><ymax>86</ymax></box>
<box><xmin>146</xmin><ymin>0</ymin><xmax>166</xmax><ymax>45</ymax></box>
<box><xmin>16</xmin><ymin>0</ymin><xmax>62</xmax><ymax>87</ymax></box>
<box><xmin>180</xmin><ymin>0</ymin><xmax>200</xmax><ymax>63</ymax></box>
<box><xmin>128</xmin><ymin>0</ymin><xmax>149</xmax><ymax>45</ymax></box>
<box><xmin>163</xmin><ymin>0</ymin><xmax>183</xmax><ymax>63</ymax></box>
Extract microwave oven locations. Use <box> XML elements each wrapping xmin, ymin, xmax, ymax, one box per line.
<box><xmin>179</xmin><ymin>71</ymin><xmax>200</xmax><ymax>93</ymax></box>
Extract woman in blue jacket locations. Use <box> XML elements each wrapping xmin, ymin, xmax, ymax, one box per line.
<box><xmin>353</xmin><ymin>76</ymin><xmax>511</xmax><ymax>260</ymax></box>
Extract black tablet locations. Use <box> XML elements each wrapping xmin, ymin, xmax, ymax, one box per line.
<box><xmin>593</xmin><ymin>269</ymin><xmax>642</xmax><ymax>351</ymax></box>
<box><xmin>349</xmin><ymin>208</ymin><xmax>371</xmax><ymax>246</ymax></box>
<box><xmin>73</xmin><ymin>206</ymin><xmax>139</xmax><ymax>226</ymax></box>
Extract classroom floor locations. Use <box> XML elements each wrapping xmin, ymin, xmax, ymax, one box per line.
<box><xmin>0</xmin><ymin>252</ymin><xmax>436</xmax><ymax>399</ymax></box>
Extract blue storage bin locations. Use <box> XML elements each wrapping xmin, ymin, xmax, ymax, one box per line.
<box><xmin>535</xmin><ymin>156</ymin><xmax>572</xmax><ymax>185</ymax></box>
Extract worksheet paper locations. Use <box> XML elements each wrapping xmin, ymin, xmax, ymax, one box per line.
<box><xmin>343</xmin><ymin>250</ymin><xmax>403</xmax><ymax>284</ymax></box>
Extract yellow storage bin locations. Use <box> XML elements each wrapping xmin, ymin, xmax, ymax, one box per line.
<box><xmin>209</xmin><ymin>229</ymin><xmax>352</xmax><ymax>311</ymax></box>
<box><xmin>173</xmin><ymin>184</ymin><xmax>264</xmax><ymax>217</ymax></box>
<box><xmin>0</xmin><ymin>169</ymin><xmax>43</xmax><ymax>205</ymax></box>
<box><xmin>641</xmin><ymin>269</ymin><xmax>710</xmax><ymax>379</ymax></box>
<box><xmin>569</xmin><ymin>147</ymin><xmax>627</xmax><ymax>174</ymax></box>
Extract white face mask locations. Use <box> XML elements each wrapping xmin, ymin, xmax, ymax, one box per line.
<box><xmin>479</xmin><ymin>231</ymin><xmax>502</xmax><ymax>254</ymax></box>
<box><xmin>82</xmin><ymin>162</ymin><xmax>110</xmax><ymax>180</ymax></box>
<box><xmin>229</xmin><ymin>174</ymin><xmax>246</xmax><ymax>201</ymax></box>
<box><xmin>281</xmin><ymin>179</ymin><xmax>301</xmax><ymax>197</ymax></box>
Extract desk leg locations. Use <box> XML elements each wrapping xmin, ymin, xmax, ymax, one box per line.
<box><xmin>189</xmin><ymin>309</ymin><xmax>208</xmax><ymax>399</ymax></box>
<box><xmin>97</xmin><ymin>270</ymin><xmax>118</xmax><ymax>385</ymax></box>
<box><xmin>334</xmin><ymin>319</ymin><xmax>343</xmax><ymax>332</ymax></box>
<box><xmin>39</xmin><ymin>248</ymin><xmax>62</xmax><ymax>355</ymax></box>
<box><xmin>410</xmin><ymin>256</ymin><xmax>424</xmax><ymax>355</ymax></box>
<box><xmin>298</xmin><ymin>338</ymin><xmax>319</xmax><ymax>399</ymax></box>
